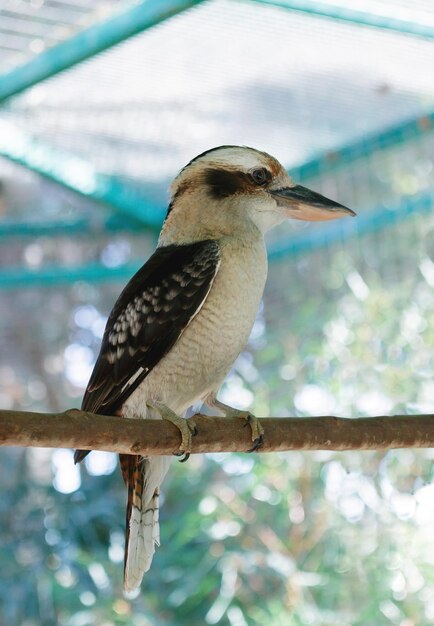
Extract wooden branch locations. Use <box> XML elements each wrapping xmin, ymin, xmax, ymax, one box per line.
<box><xmin>0</xmin><ymin>409</ymin><xmax>434</xmax><ymax>455</ymax></box>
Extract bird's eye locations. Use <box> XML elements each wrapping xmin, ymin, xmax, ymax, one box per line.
<box><xmin>249</xmin><ymin>168</ymin><xmax>270</xmax><ymax>186</ymax></box>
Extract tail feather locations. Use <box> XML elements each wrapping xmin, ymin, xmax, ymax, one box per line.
<box><xmin>122</xmin><ymin>454</ymin><xmax>172</xmax><ymax>592</ymax></box>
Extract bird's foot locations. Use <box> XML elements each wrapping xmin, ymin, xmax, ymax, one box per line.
<box><xmin>242</xmin><ymin>412</ymin><xmax>265</xmax><ymax>452</ymax></box>
<box><xmin>205</xmin><ymin>396</ymin><xmax>264</xmax><ymax>452</ymax></box>
<box><xmin>149</xmin><ymin>403</ymin><xmax>197</xmax><ymax>462</ymax></box>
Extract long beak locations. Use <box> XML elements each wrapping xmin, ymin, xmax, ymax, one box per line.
<box><xmin>270</xmin><ymin>184</ymin><xmax>356</xmax><ymax>221</ymax></box>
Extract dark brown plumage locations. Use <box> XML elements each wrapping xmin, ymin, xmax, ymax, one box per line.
<box><xmin>74</xmin><ymin>240</ymin><xmax>220</xmax><ymax>463</ymax></box>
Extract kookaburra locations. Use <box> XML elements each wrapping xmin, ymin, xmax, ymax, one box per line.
<box><xmin>74</xmin><ymin>145</ymin><xmax>355</xmax><ymax>591</ymax></box>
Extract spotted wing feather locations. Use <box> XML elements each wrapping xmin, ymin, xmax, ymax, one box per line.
<box><xmin>75</xmin><ymin>240</ymin><xmax>220</xmax><ymax>463</ymax></box>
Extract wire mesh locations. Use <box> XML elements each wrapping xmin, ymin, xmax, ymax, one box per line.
<box><xmin>0</xmin><ymin>0</ymin><xmax>134</xmax><ymax>73</ymax></box>
<box><xmin>2</xmin><ymin>0</ymin><xmax>434</xmax><ymax>199</ymax></box>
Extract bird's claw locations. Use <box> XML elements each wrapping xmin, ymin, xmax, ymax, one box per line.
<box><xmin>204</xmin><ymin>397</ymin><xmax>265</xmax><ymax>453</ymax></box>
<box><xmin>174</xmin><ymin>422</ymin><xmax>197</xmax><ymax>460</ymax></box>
<box><xmin>172</xmin><ymin>417</ymin><xmax>197</xmax><ymax>462</ymax></box>
<box><xmin>247</xmin><ymin>434</ymin><xmax>264</xmax><ymax>453</ymax></box>
<box><xmin>149</xmin><ymin>402</ymin><xmax>197</xmax><ymax>461</ymax></box>
<box><xmin>242</xmin><ymin>412</ymin><xmax>265</xmax><ymax>452</ymax></box>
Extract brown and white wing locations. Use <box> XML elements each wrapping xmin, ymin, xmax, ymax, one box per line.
<box><xmin>74</xmin><ymin>239</ymin><xmax>220</xmax><ymax>463</ymax></box>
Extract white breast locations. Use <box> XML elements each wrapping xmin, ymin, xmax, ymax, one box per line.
<box><xmin>123</xmin><ymin>233</ymin><xmax>267</xmax><ymax>418</ymax></box>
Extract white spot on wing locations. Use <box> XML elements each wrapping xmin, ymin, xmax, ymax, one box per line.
<box><xmin>121</xmin><ymin>367</ymin><xmax>146</xmax><ymax>392</ymax></box>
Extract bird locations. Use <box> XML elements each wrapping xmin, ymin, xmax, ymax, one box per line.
<box><xmin>74</xmin><ymin>145</ymin><xmax>355</xmax><ymax>591</ymax></box>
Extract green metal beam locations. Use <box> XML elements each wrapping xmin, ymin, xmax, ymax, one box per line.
<box><xmin>248</xmin><ymin>0</ymin><xmax>434</xmax><ymax>40</ymax></box>
<box><xmin>291</xmin><ymin>113</ymin><xmax>434</xmax><ymax>183</ymax></box>
<box><xmin>1</xmin><ymin>190</ymin><xmax>432</xmax><ymax>289</ymax></box>
<box><xmin>0</xmin><ymin>122</ymin><xmax>164</xmax><ymax>230</ymax></box>
<box><xmin>0</xmin><ymin>0</ymin><xmax>206</xmax><ymax>103</ymax></box>
<box><xmin>0</xmin><ymin>262</ymin><xmax>142</xmax><ymax>290</ymax></box>
<box><xmin>0</xmin><ymin>215</ymin><xmax>145</xmax><ymax>238</ymax></box>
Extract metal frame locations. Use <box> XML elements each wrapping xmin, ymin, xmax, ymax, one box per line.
<box><xmin>1</xmin><ymin>0</ymin><xmax>434</xmax><ymax>289</ymax></box>
<box><xmin>0</xmin><ymin>123</ymin><xmax>163</xmax><ymax>231</ymax></box>
<box><xmin>0</xmin><ymin>215</ymin><xmax>145</xmax><ymax>239</ymax></box>
<box><xmin>248</xmin><ymin>0</ymin><xmax>434</xmax><ymax>40</ymax></box>
<box><xmin>0</xmin><ymin>262</ymin><xmax>142</xmax><ymax>290</ymax></box>
<box><xmin>293</xmin><ymin>114</ymin><xmax>434</xmax><ymax>183</ymax></box>
<box><xmin>0</xmin><ymin>0</ymin><xmax>206</xmax><ymax>103</ymax></box>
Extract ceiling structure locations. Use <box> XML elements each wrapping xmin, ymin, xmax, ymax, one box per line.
<box><xmin>1</xmin><ymin>0</ymin><xmax>434</xmax><ymax>287</ymax></box>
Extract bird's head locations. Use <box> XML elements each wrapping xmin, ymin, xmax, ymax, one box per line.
<box><xmin>160</xmin><ymin>146</ymin><xmax>355</xmax><ymax>243</ymax></box>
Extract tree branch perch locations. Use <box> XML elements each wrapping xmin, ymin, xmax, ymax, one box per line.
<box><xmin>0</xmin><ymin>409</ymin><xmax>433</xmax><ymax>455</ymax></box>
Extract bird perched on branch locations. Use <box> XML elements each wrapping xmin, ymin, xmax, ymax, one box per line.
<box><xmin>74</xmin><ymin>145</ymin><xmax>355</xmax><ymax>591</ymax></box>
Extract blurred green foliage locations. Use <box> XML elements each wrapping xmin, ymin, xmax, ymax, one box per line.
<box><xmin>3</xmin><ymin>443</ymin><xmax>434</xmax><ymax>625</ymax></box>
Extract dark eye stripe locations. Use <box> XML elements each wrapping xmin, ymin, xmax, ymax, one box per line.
<box><xmin>204</xmin><ymin>168</ymin><xmax>249</xmax><ymax>199</ymax></box>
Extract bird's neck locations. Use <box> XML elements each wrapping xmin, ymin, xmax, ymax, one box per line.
<box><xmin>158</xmin><ymin>194</ymin><xmax>263</xmax><ymax>248</ymax></box>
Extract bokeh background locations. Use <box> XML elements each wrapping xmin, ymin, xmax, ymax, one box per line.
<box><xmin>2</xmin><ymin>1</ymin><xmax>434</xmax><ymax>624</ymax></box>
